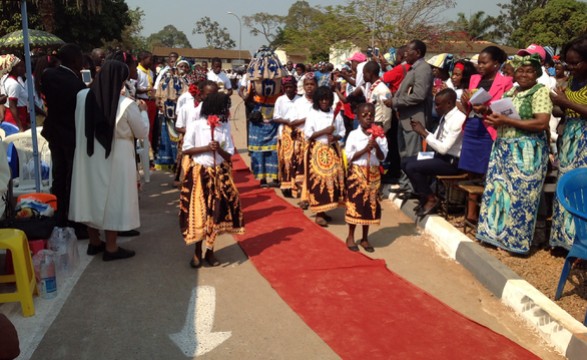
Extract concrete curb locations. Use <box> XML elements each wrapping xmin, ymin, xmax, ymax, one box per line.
<box><xmin>386</xmin><ymin>191</ymin><xmax>587</xmax><ymax>359</ymax></box>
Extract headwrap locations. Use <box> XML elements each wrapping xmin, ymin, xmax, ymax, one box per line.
<box><xmin>281</xmin><ymin>76</ymin><xmax>296</xmax><ymax>86</ymax></box>
<box><xmin>427</xmin><ymin>53</ymin><xmax>454</xmax><ymax>72</ymax></box>
<box><xmin>454</xmin><ymin>62</ymin><xmax>465</xmax><ymax>72</ymax></box>
<box><xmin>0</xmin><ymin>54</ymin><xmax>21</xmax><ymax>77</ymax></box>
<box><xmin>176</xmin><ymin>59</ymin><xmax>190</xmax><ymax>68</ymax></box>
<box><xmin>511</xmin><ymin>53</ymin><xmax>543</xmax><ymax>77</ymax></box>
<box><xmin>85</xmin><ymin>60</ymin><xmax>130</xmax><ymax>158</ymax></box>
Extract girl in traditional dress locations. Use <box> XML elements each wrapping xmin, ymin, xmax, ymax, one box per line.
<box><xmin>273</xmin><ymin>76</ymin><xmax>301</xmax><ymax>197</ymax></box>
<box><xmin>304</xmin><ymin>86</ymin><xmax>346</xmax><ymax>226</ymax></box>
<box><xmin>180</xmin><ymin>93</ymin><xmax>244</xmax><ymax>267</ymax></box>
<box><xmin>292</xmin><ymin>73</ymin><xmax>317</xmax><ymax>208</ymax></box>
<box><xmin>344</xmin><ymin>102</ymin><xmax>388</xmax><ymax>251</ymax></box>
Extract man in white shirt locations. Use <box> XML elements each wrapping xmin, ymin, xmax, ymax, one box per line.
<box><xmin>361</xmin><ymin>61</ymin><xmax>392</xmax><ymax>131</ymax></box>
<box><xmin>401</xmin><ymin>88</ymin><xmax>466</xmax><ymax>216</ymax></box>
<box><xmin>207</xmin><ymin>57</ymin><xmax>233</xmax><ymax>96</ymax></box>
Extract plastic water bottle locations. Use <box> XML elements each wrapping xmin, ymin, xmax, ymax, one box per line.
<box><xmin>39</xmin><ymin>253</ymin><xmax>57</xmax><ymax>299</ymax></box>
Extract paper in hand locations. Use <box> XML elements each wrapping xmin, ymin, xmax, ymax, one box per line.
<box><xmin>469</xmin><ymin>88</ymin><xmax>492</xmax><ymax>105</ymax></box>
<box><xmin>490</xmin><ymin>98</ymin><xmax>521</xmax><ymax>119</ymax></box>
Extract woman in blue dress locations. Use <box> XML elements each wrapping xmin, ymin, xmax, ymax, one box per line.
<box><xmin>476</xmin><ymin>54</ymin><xmax>553</xmax><ymax>254</ymax></box>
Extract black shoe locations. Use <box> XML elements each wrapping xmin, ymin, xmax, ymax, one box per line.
<box><xmin>281</xmin><ymin>189</ymin><xmax>293</xmax><ymax>198</ymax></box>
<box><xmin>359</xmin><ymin>241</ymin><xmax>375</xmax><ymax>253</ymax></box>
<box><xmin>260</xmin><ymin>179</ymin><xmax>269</xmax><ymax>188</ymax></box>
<box><xmin>389</xmin><ymin>187</ymin><xmax>408</xmax><ymax>194</ymax></box>
<box><xmin>417</xmin><ymin>201</ymin><xmax>440</xmax><ymax>217</ymax></box>
<box><xmin>268</xmin><ymin>181</ymin><xmax>280</xmax><ymax>188</ymax></box>
<box><xmin>205</xmin><ymin>250</ymin><xmax>220</xmax><ymax>267</ymax></box>
<box><xmin>118</xmin><ymin>229</ymin><xmax>140</xmax><ymax>237</ymax></box>
<box><xmin>87</xmin><ymin>242</ymin><xmax>106</xmax><ymax>255</ymax></box>
<box><xmin>103</xmin><ymin>247</ymin><xmax>136</xmax><ymax>261</ymax></box>
<box><xmin>347</xmin><ymin>244</ymin><xmax>359</xmax><ymax>252</ymax></box>
<box><xmin>397</xmin><ymin>192</ymin><xmax>417</xmax><ymax>200</ymax></box>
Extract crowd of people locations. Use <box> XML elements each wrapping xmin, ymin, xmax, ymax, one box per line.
<box><xmin>0</xmin><ymin>32</ymin><xmax>586</xmax><ymax>267</ymax></box>
<box><xmin>234</xmin><ymin>36</ymin><xmax>587</xmax><ymax>257</ymax></box>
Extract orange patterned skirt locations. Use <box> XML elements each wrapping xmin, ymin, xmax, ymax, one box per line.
<box><xmin>345</xmin><ymin>164</ymin><xmax>382</xmax><ymax>225</ymax></box>
<box><xmin>179</xmin><ymin>160</ymin><xmax>244</xmax><ymax>248</ymax></box>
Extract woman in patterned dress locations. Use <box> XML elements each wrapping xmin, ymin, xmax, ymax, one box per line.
<box><xmin>549</xmin><ymin>35</ymin><xmax>587</xmax><ymax>250</ymax></box>
<box><xmin>476</xmin><ymin>54</ymin><xmax>552</xmax><ymax>254</ymax></box>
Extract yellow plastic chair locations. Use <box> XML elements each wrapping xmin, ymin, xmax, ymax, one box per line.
<box><xmin>0</xmin><ymin>229</ymin><xmax>38</xmax><ymax>317</ymax></box>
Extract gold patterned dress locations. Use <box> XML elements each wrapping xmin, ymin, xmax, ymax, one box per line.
<box><xmin>303</xmin><ymin>108</ymin><xmax>346</xmax><ymax>213</ymax></box>
<box><xmin>179</xmin><ymin>119</ymin><xmax>244</xmax><ymax>248</ymax></box>
<box><xmin>344</xmin><ymin>128</ymin><xmax>389</xmax><ymax>225</ymax></box>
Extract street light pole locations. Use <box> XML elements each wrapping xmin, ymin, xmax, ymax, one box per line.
<box><xmin>227</xmin><ymin>11</ymin><xmax>242</xmax><ymax>64</ymax></box>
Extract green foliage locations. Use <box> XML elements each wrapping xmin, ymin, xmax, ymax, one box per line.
<box><xmin>146</xmin><ymin>25</ymin><xmax>191</xmax><ymax>49</ymax></box>
<box><xmin>446</xmin><ymin>11</ymin><xmax>498</xmax><ymax>41</ymax></box>
<box><xmin>281</xmin><ymin>3</ymin><xmax>368</xmax><ymax>62</ymax></box>
<box><xmin>102</xmin><ymin>7</ymin><xmax>147</xmax><ymax>51</ymax></box>
<box><xmin>0</xmin><ymin>2</ymin><xmax>42</xmax><ymax>36</ymax></box>
<box><xmin>51</xmin><ymin>0</ymin><xmax>131</xmax><ymax>51</ymax></box>
<box><xmin>193</xmin><ymin>16</ymin><xmax>235</xmax><ymax>49</ymax></box>
<box><xmin>510</xmin><ymin>0</ymin><xmax>587</xmax><ymax>51</ymax></box>
<box><xmin>493</xmin><ymin>0</ymin><xmax>549</xmax><ymax>44</ymax></box>
<box><xmin>0</xmin><ymin>0</ymin><xmax>131</xmax><ymax>51</ymax></box>
<box><xmin>242</xmin><ymin>12</ymin><xmax>285</xmax><ymax>46</ymax></box>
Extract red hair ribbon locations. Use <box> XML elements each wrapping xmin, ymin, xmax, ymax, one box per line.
<box><xmin>454</xmin><ymin>62</ymin><xmax>465</xmax><ymax>71</ymax></box>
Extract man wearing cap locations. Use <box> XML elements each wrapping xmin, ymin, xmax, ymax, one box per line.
<box><xmin>517</xmin><ymin>44</ymin><xmax>556</xmax><ymax>90</ymax></box>
<box><xmin>340</xmin><ymin>52</ymin><xmax>368</xmax><ymax>88</ymax></box>
<box><xmin>388</xmin><ymin>39</ymin><xmax>434</xmax><ymax>194</ymax></box>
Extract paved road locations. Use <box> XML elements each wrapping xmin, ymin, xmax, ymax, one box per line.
<box><xmin>2</xmin><ymin>95</ymin><xmax>564</xmax><ymax>359</ymax></box>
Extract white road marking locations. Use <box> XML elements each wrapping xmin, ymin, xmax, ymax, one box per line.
<box><xmin>169</xmin><ymin>286</ymin><xmax>232</xmax><ymax>357</ymax></box>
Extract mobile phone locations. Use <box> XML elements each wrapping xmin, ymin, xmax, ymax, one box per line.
<box><xmin>374</xmin><ymin>47</ymin><xmax>380</xmax><ymax>57</ymax></box>
<box><xmin>366</xmin><ymin>47</ymin><xmax>373</xmax><ymax>58</ymax></box>
<box><xmin>81</xmin><ymin>69</ymin><xmax>92</xmax><ymax>85</ymax></box>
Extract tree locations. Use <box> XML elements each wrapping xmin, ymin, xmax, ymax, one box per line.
<box><xmin>280</xmin><ymin>3</ymin><xmax>368</xmax><ymax>62</ymax></box>
<box><xmin>146</xmin><ymin>25</ymin><xmax>191</xmax><ymax>49</ymax></box>
<box><xmin>345</xmin><ymin>0</ymin><xmax>457</xmax><ymax>48</ymax></box>
<box><xmin>0</xmin><ymin>0</ymin><xmax>131</xmax><ymax>51</ymax></box>
<box><xmin>242</xmin><ymin>12</ymin><xmax>285</xmax><ymax>46</ymax></box>
<box><xmin>193</xmin><ymin>16</ymin><xmax>235</xmax><ymax>49</ymax></box>
<box><xmin>102</xmin><ymin>7</ymin><xmax>147</xmax><ymax>51</ymax></box>
<box><xmin>493</xmin><ymin>0</ymin><xmax>549</xmax><ymax>45</ymax></box>
<box><xmin>510</xmin><ymin>0</ymin><xmax>587</xmax><ymax>51</ymax></box>
<box><xmin>446</xmin><ymin>11</ymin><xmax>498</xmax><ymax>41</ymax></box>
<box><xmin>51</xmin><ymin>0</ymin><xmax>131</xmax><ymax>50</ymax></box>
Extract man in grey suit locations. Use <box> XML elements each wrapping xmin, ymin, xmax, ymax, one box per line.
<box><xmin>388</xmin><ymin>39</ymin><xmax>433</xmax><ymax>194</ymax></box>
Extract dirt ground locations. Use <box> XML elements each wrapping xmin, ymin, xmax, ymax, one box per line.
<box><xmin>446</xmin><ymin>213</ymin><xmax>587</xmax><ymax>323</ymax></box>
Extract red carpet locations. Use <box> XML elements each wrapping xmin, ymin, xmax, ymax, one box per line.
<box><xmin>232</xmin><ymin>155</ymin><xmax>538</xmax><ymax>359</ymax></box>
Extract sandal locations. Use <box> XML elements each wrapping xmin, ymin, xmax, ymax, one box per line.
<box><xmin>298</xmin><ymin>201</ymin><xmax>309</xmax><ymax>210</ymax></box>
<box><xmin>359</xmin><ymin>241</ymin><xmax>375</xmax><ymax>253</ymax></box>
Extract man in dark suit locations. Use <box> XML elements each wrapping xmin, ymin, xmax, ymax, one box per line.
<box><xmin>41</xmin><ymin>44</ymin><xmax>86</xmax><ymax>227</ymax></box>
<box><xmin>389</xmin><ymin>39</ymin><xmax>434</xmax><ymax>193</ymax></box>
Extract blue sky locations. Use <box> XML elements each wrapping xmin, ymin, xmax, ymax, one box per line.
<box><xmin>125</xmin><ymin>0</ymin><xmax>501</xmax><ymax>52</ymax></box>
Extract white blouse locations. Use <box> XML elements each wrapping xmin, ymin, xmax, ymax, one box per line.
<box><xmin>345</xmin><ymin>128</ymin><xmax>389</xmax><ymax>166</ymax></box>
<box><xmin>182</xmin><ymin>119</ymin><xmax>234</xmax><ymax>167</ymax></box>
<box><xmin>274</xmin><ymin>93</ymin><xmax>300</xmax><ymax>135</ymax></box>
<box><xmin>293</xmin><ymin>96</ymin><xmax>314</xmax><ymax>131</ymax></box>
<box><xmin>304</xmin><ymin>108</ymin><xmax>346</xmax><ymax>145</ymax></box>
<box><xmin>176</xmin><ymin>100</ymin><xmax>200</xmax><ymax>130</ymax></box>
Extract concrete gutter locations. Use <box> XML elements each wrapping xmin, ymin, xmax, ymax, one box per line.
<box><xmin>386</xmin><ymin>191</ymin><xmax>587</xmax><ymax>359</ymax></box>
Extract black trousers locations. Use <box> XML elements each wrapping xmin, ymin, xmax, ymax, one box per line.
<box><xmin>401</xmin><ymin>154</ymin><xmax>461</xmax><ymax>200</ymax></box>
<box><xmin>49</xmin><ymin>141</ymin><xmax>75</xmax><ymax>227</ymax></box>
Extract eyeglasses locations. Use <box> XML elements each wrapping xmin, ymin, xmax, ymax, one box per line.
<box><xmin>361</xmin><ymin>111</ymin><xmax>373</xmax><ymax>118</ymax></box>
